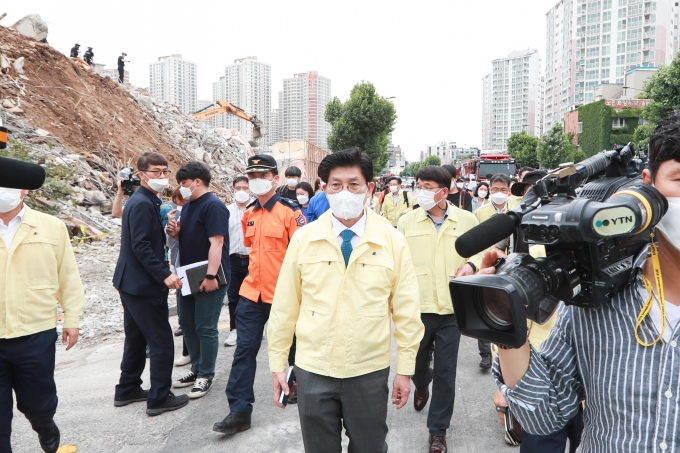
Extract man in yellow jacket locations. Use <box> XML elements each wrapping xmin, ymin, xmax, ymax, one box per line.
<box><xmin>381</xmin><ymin>176</ymin><xmax>415</xmax><ymax>226</ymax></box>
<box><xmin>0</xmin><ymin>185</ymin><xmax>85</xmax><ymax>453</ymax></box>
<box><xmin>268</xmin><ymin>148</ymin><xmax>424</xmax><ymax>453</ymax></box>
<box><xmin>397</xmin><ymin>166</ymin><xmax>483</xmax><ymax>453</ymax></box>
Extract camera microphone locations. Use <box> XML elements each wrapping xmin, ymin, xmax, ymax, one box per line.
<box><xmin>455</xmin><ymin>214</ymin><xmax>517</xmax><ymax>258</ymax></box>
<box><xmin>0</xmin><ymin>156</ymin><xmax>46</xmax><ymax>190</ymax></box>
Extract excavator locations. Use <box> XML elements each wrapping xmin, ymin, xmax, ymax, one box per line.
<box><xmin>191</xmin><ymin>100</ymin><xmax>267</xmax><ymax>140</ymax></box>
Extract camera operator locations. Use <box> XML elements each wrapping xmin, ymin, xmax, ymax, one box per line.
<box><xmin>491</xmin><ymin>113</ymin><xmax>680</xmax><ymax>452</ymax></box>
<box><xmin>112</xmin><ymin>152</ymin><xmax>189</xmax><ymax>416</ymax></box>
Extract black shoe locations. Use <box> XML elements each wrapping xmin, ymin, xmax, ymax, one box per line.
<box><xmin>414</xmin><ymin>387</ymin><xmax>430</xmax><ymax>412</ymax></box>
<box><xmin>114</xmin><ymin>387</ymin><xmax>149</xmax><ymax>407</ymax></box>
<box><xmin>479</xmin><ymin>354</ymin><xmax>492</xmax><ymax>369</ymax></box>
<box><xmin>146</xmin><ymin>392</ymin><xmax>189</xmax><ymax>416</ymax></box>
<box><xmin>173</xmin><ymin>370</ymin><xmax>197</xmax><ymax>388</ymax></box>
<box><xmin>38</xmin><ymin>425</ymin><xmax>60</xmax><ymax>453</ymax></box>
<box><xmin>174</xmin><ymin>327</ymin><xmax>183</xmax><ymax>337</ymax></box>
<box><xmin>213</xmin><ymin>412</ymin><xmax>251</xmax><ymax>435</ymax></box>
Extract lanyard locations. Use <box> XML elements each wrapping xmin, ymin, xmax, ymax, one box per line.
<box><xmin>635</xmin><ymin>232</ymin><xmax>666</xmax><ymax>347</ymax></box>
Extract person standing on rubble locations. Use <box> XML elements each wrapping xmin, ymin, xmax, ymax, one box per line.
<box><xmin>83</xmin><ymin>47</ymin><xmax>94</xmax><ymax>68</ymax></box>
<box><xmin>117</xmin><ymin>52</ymin><xmax>127</xmax><ymax>84</ymax></box>
<box><xmin>70</xmin><ymin>43</ymin><xmax>80</xmax><ymax>58</ymax></box>
<box><xmin>0</xmin><ymin>182</ymin><xmax>85</xmax><ymax>453</ymax></box>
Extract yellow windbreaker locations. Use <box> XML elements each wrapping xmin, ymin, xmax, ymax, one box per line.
<box><xmin>0</xmin><ymin>206</ymin><xmax>85</xmax><ymax>338</ymax></box>
<box><xmin>267</xmin><ymin>208</ymin><xmax>424</xmax><ymax>378</ymax></box>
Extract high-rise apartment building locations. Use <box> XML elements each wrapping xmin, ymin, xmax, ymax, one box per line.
<box><xmin>276</xmin><ymin>71</ymin><xmax>332</xmax><ymax>150</ymax></box>
<box><xmin>481</xmin><ymin>49</ymin><xmax>543</xmax><ymax>150</ymax></box>
<box><xmin>544</xmin><ymin>0</ymin><xmax>679</xmax><ymax>131</ymax></box>
<box><xmin>210</xmin><ymin>57</ymin><xmax>271</xmax><ymax>143</ymax></box>
<box><xmin>148</xmin><ymin>54</ymin><xmax>197</xmax><ymax>115</ymax></box>
<box><xmin>269</xmin><ymin>109</ymin><xmax>281</xmax><ymax>144</ymax></box>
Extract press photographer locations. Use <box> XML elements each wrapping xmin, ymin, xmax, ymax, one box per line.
<box><xmin>470</xmin><ymin>112</ymin><xmax>680</xmax><ymax>452</ymax></box>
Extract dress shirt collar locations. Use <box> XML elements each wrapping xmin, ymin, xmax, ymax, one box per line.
<box><xmin>425</xmin><ymin>205</ymin><xmax>449</xmax><ymax>225</ymax></box>
<box><xmin>0</xmin><ymin>206</ymin><xmax>25</xmax><ymax>227</ymax></box>
<box><xmin>331</xmin><ymin>210</ymin><xmax>367</xmax><ymax>240</ymax></box>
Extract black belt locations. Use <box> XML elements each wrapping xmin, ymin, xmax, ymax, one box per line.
<box><xmin>231</xmin><ymin>254</ymin><xmax>249</xmax><ymax>259</ymax></box>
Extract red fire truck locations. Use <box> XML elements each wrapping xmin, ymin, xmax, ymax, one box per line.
<box><xmin>459</xmin><ymin>152</ymin><xmax>517</xmax><ymax>182</ymax></box>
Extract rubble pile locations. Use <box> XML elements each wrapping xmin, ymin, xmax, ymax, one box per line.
<box><xmin>0</xmin><ymin>20</ymin><xmax>251</xmax><ymax>344</ymax></box>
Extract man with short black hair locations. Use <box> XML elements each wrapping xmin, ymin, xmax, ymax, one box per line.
<box><xmin>399</xmin><ymin>166</ymin><xmax>482</xmax><ymax>453</ymax></box>
<box><xmin>113</xmin><ymin>152</ymin><xmax>189</xmax><ymax>416</ymax></box>
<box><xmin>70</xmin><ymin>43</ymin><xmax>80</xmax><ymax>58</ymax></box>
<box><xmin>224</xmin><ymin>176</ymin><xmax>251</xmax><ymax>347</ymax></box>
<box><xmin>268</xmin><ymin>148</ymin><xmax>424</xmax><ymax>452</ymax></box>
<box><xmin>167</xmin><ymin>162</ymin><xmax>230</xmax><ymax>399</ymax></box>
<box><xmin>278</xmin><ymin>166</ymin><xmax>302</xmax><ymax>203</ymax></box>
<box><xmin>474</xmin><ymin>173</ymin><xmax>516</xmax><ymax>224</ymax></box>
<box><xmin>214</xmin><ymin>154</ymin><xmax>306</xmax><ymax>435</ymax></box>
<box><xmin>442</xmin><ymin>165</ymin><xmax>472</xmax><ymax>212</ymax></box>
<box><xmin>381</xmin><ymin>176</ymin><xmax>414</xmax><ymax>226</ymax></box>
<box><xmin>517</xmin><ymin>166</ymin><xmax>536</xmax><ymax>182</ymax></box>
<box><xmin>493</xmin><ymin>110</ymin><xmax>680</xmax><ymax>452</ymax></box>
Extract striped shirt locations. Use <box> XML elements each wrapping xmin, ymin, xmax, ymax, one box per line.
<box><xmin>493</xmin><ymin>246</ymin><xmax>680</xmax><ymax>452</ymax></box>
<box><xmin>226</xmin><ymin>203</ymin><xmax>250</xmax><ymax>256</ymax></box>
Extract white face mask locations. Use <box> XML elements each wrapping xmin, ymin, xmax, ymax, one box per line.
<box><xmin>657</xmin><ymin>197</ymin><xmax>680</xmax><ymax>251</ymax></box>
<box><xmin>297</xmin><ymin>195</ymin><xmax>309</xmax><ymax>205</ymax></box>
<box><xmin>477</xmin><ymin>190</ymin><xmax>488</xmax><ymax>199</ymax></box>
<box><xmin>286</xmin><ymin>178</ymin><xmax>299</xmax><ymax>188</ymax></box>
<box><xmin>249</xmin><ymin>178</ymin><xmax>273</xmax><ymax>196</ymax></box>
<box><xmin>179</xmin><ymin>180</ymin><xmax>197</xmax><ymax>200</ymax></box>
<box><xmin>147</xmin><ymin>177</ymin><xmax>169</xmax><ymax>193</ymax></box>
<box><xmin>0</xmin><ymin>188</ymin><xmax>23</xmax><ymax>213</ymax></box>
<box><xmin>327</xmin><ymin>190</ymin><xmax>367</xmax><ymax>220</ymax></box>
<box><xmin>456</xmin><ymin>183</ymin><xmax>464</xmax><ymax>189</ymax></box>
<box><xmin>490</xmin><ymin>192</ymin><xmax>509</xmax><ymax>205</ymax></box>
<box><xmin>416</xmin><ymin>188</ymin><xmax>443</xmax><ymax>212</ymax></box>
<box><xmin>234</xmin><ymin>190</ymin><xmax>250</xmax><ymax>204</ymax></box>
<box><xmin>389</xmin><ymin>185</ymin><xmax>399</xmax><ymax>193</ymax></box>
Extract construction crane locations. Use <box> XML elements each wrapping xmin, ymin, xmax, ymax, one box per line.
<box><xmin>191</xmin><ymin>100</ymin><xmax>267</xmax><ymax>140</ymax></box>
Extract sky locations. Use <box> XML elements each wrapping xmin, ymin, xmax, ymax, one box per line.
<box><xmin>9</xmin><ymin>0</ymin><xmax>555</xmax><ymax>162</ymax></box>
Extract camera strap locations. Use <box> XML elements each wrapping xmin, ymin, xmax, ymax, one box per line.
<box><xmin>635</xmin><ymin>232</ymin><xmax>666</xmax><ymax>347</ymax></box>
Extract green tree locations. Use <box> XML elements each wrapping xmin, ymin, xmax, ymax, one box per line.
<box><xmin>325</xmin><ymin>82</ymin><xmax>397</xmax><ymax>175</ymax></box>
<box><xmin>424</xmin><ymin>155</ymin><xmax>441</xmax><ymax>166</ymax></box>
<box><xmin>633</xmin><ymin>123</ymin><xmax>654</xmax><ymax>150</ymax></box>
<box><xmin>568</xmin><ymin>148</ymin><xmax>588</xmax><ymax>163</ymax></box>
<box><xmin>537</xmin><ymin>123</ymin><xmax>571</xmax><ymax>169</ymax></box>
<box><xmin>507</xmin><ymin>130</ymin><xmax>540</xmax><ymax>168</ymax></box>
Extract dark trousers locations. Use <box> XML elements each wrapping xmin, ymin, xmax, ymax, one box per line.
<box><xmin>0</xmin><ymin>329</ymin><xmax>58</xmax><ymax>452</ymax></box>
<box><xmin>227</xmin><ymin>255</ymin><xmax>249</xmax><ymax>330</ymax></box>
<box><xmin>118</xmin><ymin>68</ymin><xmax>124</xmax><ymax>83</ymax></box>
<box><xmin>412</xmin><ymin>313</ymin><xmax>461</xmax><ymax>436</ymax></box>
<box><xmin>521</xmin><ymin>406</ymin><xmax>584</xmax><ymax>453</ymax></box>
<box><xmin>225</xmin><ymin>297</ymin><xmax>271</xmax><ymax>413</ymax></box>
<box><xmin>115</xmin><ymin>290</ymin><xmax>174</xmax><ymax>408</ymax></box>
<box><xmin>478</xmin><ymin>339</ymin><xmax>491</xmax><ymax>356</ymax></box>
<box><xmin>295</xmin><ymin>366</ymin><xmax>389</xmax><ymax>453</ymax></box>
<box><xmin>178</xmin><ymin>285</ymin><xmax>227</xmax><ymax>380</ymax></box>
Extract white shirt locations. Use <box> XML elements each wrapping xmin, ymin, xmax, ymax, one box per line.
<box><xmin>227</xmin><ymin>203</ymin><xmax>250</xmax><ymax>256</ymax></box>
<box><xmin>331</xmin><ymin>210</ymin><xmax>366</xmax><ymax>249</ymax></box>
<box><xmin>639</xmin><ymin>283</ymin><xmax>680</xmax><ymax>343</ymax></box>
<box><xmin>392</xmin><ymin>192</ymin><xmax>400</xmax><ymax>206</ymax></box>
<box><xmin>0</xmin><ymin>206</ymin><xmax>24</xmax><ymax>249</ymax></box>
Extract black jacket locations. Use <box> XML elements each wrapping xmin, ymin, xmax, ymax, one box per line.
<box><xmin>70</xmin><ymin>46</ymin><xmax>80</xmax><ymax>58</ymax></box>
<box><xmin>84</xmin><ymin>50</ymin><xmax>94</xmax><ymax>64</ymax></box>
<box><xmin>113</xmin><ymin>186</ymin><xmax>172</xmax><ymax>297</ymax></box>
<box><xmin>446</xmin><ymin>190</ymin><xmax>472</xmax><ymax>212</ymax></box>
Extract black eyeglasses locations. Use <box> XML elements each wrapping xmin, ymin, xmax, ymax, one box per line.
<box><xmin>142</xmin><ymin>169</ymin><xmax>172</xmax><ymax>177</ymax></box>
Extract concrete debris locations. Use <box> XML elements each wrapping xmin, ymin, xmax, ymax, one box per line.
<box><xmin>13</xmin><ymin>56</ymin><xmax>24</xmax><ymax>74</ymax></box>
<box><xmin>0</xmin><ymin>54</ymin><xmax>9</xmax><ymax>70</ymax></box>
<box><xmin>2</xmin><ymin>99</ymin><xmax>15</xmax><ymax>108</ymax></box>
<box><xmin>10</xmin><ymin>14</ymin><xmax>49</xmax><ymax>41</ymax></box>
<box><xmin>7</xmin><ymin>106</ymin><xmax>24</xmax><ymax>114</ymax></box>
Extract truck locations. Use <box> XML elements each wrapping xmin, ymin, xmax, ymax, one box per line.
<box><xmin>458</xmin><ymin>151</ymin><xmax>516</xmax><ymax>182</ymax></box>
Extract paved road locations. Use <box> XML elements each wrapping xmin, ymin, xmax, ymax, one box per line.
<box><xmin>10</xmin><ymin>307</ymin><xmax>511</xmax><ymax>452</ymax></box>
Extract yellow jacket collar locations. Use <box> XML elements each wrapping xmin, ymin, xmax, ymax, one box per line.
<box><xmin>19</xmin><ymin>204</ymin><xmax>38</xmax><ymax>227</ymax></box>
<box><xmin>415</xmin><ymin>202</ymin><xmax>459</xmax><ymax>224</ymax></box>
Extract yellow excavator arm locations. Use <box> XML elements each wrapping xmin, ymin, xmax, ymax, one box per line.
<box><xmin>192</xmin><ymin>100</ymin><xmax>267</xmax><ymax>140</ymax></box>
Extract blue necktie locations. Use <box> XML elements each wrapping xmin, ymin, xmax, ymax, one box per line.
<box><xmin>340</xmin><ymin>229</ymin><xmax>355</xmax><ymax>267</ymax></box>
